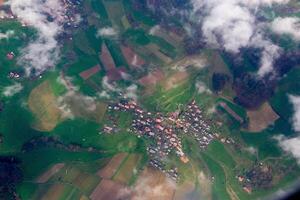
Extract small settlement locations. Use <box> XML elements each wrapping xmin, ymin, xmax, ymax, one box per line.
<box><xmin>103</xmin><ymin>99</ymin><xmax>217</xmax><ymax>181</ymax></box>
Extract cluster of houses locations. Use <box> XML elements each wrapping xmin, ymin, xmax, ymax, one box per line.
<box><xmin>104</xmin><ymin>99</ymin><xmax>219</xmax><ymax>181</ymax></box>
<box><xmin>106</xmin><ymin>100</ymin><xmax>188</xmax><ymax>181</ymax></box>
<box><xmin>237</xmin><ymin>163</ymin><xmax>274</xmax><ymax>194</ymax></box>
<box><xmin>108</xmin><ymin>101</ymin><xmax>187</xmax><ymax>155</ymax></box>
<box><xmin>176</xmin><ymin>100</ymin><xmax>215</xmax><ymax>149</ymax></box>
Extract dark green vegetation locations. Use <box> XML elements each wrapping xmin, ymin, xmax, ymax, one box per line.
<box><xmin>0</xmin><ymin>157</ymin><xmax>23</xmax><ymax>200</ymax></box>
<box><xmin>212</xmin><ymin>73</ymin><xmax>230</xmax><ymax>92</ymax></box>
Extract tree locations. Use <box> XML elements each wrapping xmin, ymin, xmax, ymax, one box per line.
<box><xmin>0</xmin><ymin>157</ymin><xmax>23</xmax><ymax>200</ymax></box>
<box><xmin>212</xmin><ymin>73</ymin><xmax>229</xmax><ymax>92</ymax></box>
<box><xmin>233</xmin><ymin>73</ymin><xmax>275</xmax><ymax>109</ymax></box>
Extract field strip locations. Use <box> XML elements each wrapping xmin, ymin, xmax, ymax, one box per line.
<box><xmin>160</xmin><ymin>87</ymin><xmax>191</xmax><ymax>107</ymax></box>
<box><xmin>36</xmin><ymin>163</ymin><xmax>65</xmax><ymax>183</ymax></box>
<box><xmin>65</xmin><ymin>187</ymin><xmax>77</xmax><ymax>200</ymax></box>
<box><xmin>218</xmin><ymin>159</ymin><xmax>240</xmax><ymax>200</ymax></box>
<box><xmin>111</xmin><ymin>153</ymin><xmax>130</xmax><ymax>179</ymax></box>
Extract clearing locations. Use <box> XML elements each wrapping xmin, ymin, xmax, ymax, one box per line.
<box><xmin>247</xmin><ymin>102</ymin><xmax>279</xmax><ymax>132</ymax></box>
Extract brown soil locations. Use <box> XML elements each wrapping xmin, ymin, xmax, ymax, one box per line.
<box><xmin>97</xmin><ymin>153</ymin><xmax>128</xmax><ymax>179</ymax></box>
<box><xmin>121</xmin><ymin>45</ymin><xmax>145</xmax><ymax>68</ymax></box>
<box><xmin>113</xmin><ymin>154</ymin><xmax>141</xmax><ymax>184</ymax></box>
<box><xmin>162</xmin><ymin>71</ymin><xmax>189</xmax><ymax>91</ymax></box>
<box><xmin>41</xmin><ymin>184</ymin><xmax>65</xmax><ymax>200</ymax></box>
<box><xmin>139</xmin><ymin>69</ymin><xmax>165</xmax><ymax>86</ymax></box>
<box><xmin>247</xmin><ymin>102</ymin><xmax>279</xmax><ymax>132</ymax></box>
<box><xmin>99</xmin><ymin>43</ymin><xmax>116</xmax><ymax>70</ymax></box>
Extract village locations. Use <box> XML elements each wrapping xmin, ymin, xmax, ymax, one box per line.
<box><xmin>103</xmin><ymin>99</ymin><xmax>218</xmax><ymax>181</ymax></box>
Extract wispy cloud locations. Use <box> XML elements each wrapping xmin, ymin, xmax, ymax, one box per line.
<box><xmin>8</xmin><ymin>0</ymin><xmax>66</xmax><ymax>75</ymax></box>
<box><xmin>195</xmin><ymin>80</ymin><xmax>211</xmax><ymax>94</ymax></box>
<box><xmin>2</xmin><ymin>82</ymin><xmax>23</xmax><ymax>97</ymax></box>
<box><xmin>289</xmin><ymin>95</ymin><xmax>300</xmax><ymax>133</ymax></box>
<box><xmin>276</xmin><ymin>135</ymin><xmax>300</xmax><ymax>164</ymax></box>
<box><xmin>124</xmin><ymin>84</ymin><xmax>138</xmax><ymax>101</ymax></box>
<box><xmin>0</xmin><ymin>30</ymin><xmax>15</xmax><ymax>40</ymax></box>
<box><xmin>96</xmin><ymin>27</ymin><xmax>118</xmax><ymax>38</ymax></box>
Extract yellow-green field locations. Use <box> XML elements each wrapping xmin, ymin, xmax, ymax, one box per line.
<box><xmin>28</xmin><ymin>81</ymin><xmax>64</xmax><ymax>132</ymax></box>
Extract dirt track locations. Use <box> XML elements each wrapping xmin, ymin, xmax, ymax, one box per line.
<box><xmin>36</xmin><ymin>163</ymin><xmax>65</xmax><ymax>183</ymax></box>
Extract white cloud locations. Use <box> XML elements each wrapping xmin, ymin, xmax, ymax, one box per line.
<box><xmin>191</xmin><ymin>0</ymin><xmax>290</xmax><ymax>76</ymax></box>
<box><xmin>289</xmin><ymin>95</ymin><xmax>300</xmax><ymax>132</ymax></box>
<box><xmin>132</xmin><ymin>173</ymin><xmax>176</xmax><ymax>200</ymax></box>
<box><xmin>195</xmin><ymin>81</ymin><xmax>211</xmax><ymax>94</ymax></box>
<box><xmin>271</xmin><ymin>17</ymin><xmax>300</xmax><ymax>41</ymax></box>
<box><xmin>0</xmin><ymin>30</ymin><xmax>15</xmax><ymax>40</ymax></box>
<box><xmin>207</xmin><ymin>105</ymin><xmax>216</xmax><ymax>114</ymax></box>
<box><xmin>149</xmin><ymin>25</ymin><xmax>160</xmax><ymax>35</ymax></box>
<box><xmin>124</xmin><ymin>84</ymin><xmax>138</xmax><ymax>101</ymax></box>
<box><xmin>102</xmin><ymin>76</ymin><xmax>120</xmax><ymax>92</ymax></box>
<box><xmin>96</xmin><ymin>27</ymin><xmax>118</xmax><ymax>38</ymax></box>
<box><xmin>275</xmin><ymin>95</ymin><xmax>300</xmax><ymax>164</ymax></box>
<box><xmin>8</xmin><ymin>0</ymin><xmax>66</xmax><ymax>75</ymax></box>
<box><xmin>244</xmin><ymin>146</ymin><xmax>257</xmax><ymax>155</ymax></box>
<box><xmin>98</xmin><ymin>90</ymin><xmax>110</xmax><ymax>99</ymax></box>
<box><xmin>2</xmin><ymin>83</ymin><xmax>23</xmax><ymax>97</ymax></box>
<box><xmin>276</xmin><ymin>135</ymin><xmax>300</xmax><ymax>164</ymax></box>
<box><xmin>200</xmin><ymin>2</ymin><xmax>255</xmax><ymax>53</ymax></box>
<box><xmin>57</xmin><ymin>73</ymin><xmax>79</xmax><ymax>91</ymax></box>
<box><xmin>57</xmin><ymin>91</ymin><xmax>98</xmax><ymax>119</ymax></box>
<box><xmin>250</xmin><ymin>34</ymin><xmax>282</xmax><ymax>76</ymax></box>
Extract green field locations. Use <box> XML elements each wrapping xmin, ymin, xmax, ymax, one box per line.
<box><xmin>142</xmin><ymin>79</ymin><xmax>195</xmax><ymax>113</ymax></box>
<box><xmin>51</xmin><ymin>118</ymin><xmax>142</xmax><ymax>153</ymax></box>
<box><xmin>201</xmin><ymin>153</ymin><xmax>231</xmax><ymax>200</ymax></box>
<box><xmin>240</xmin><ymin>131</ymin><xmax>282</xmax><ymax>159</ymax></box>
<box><xmin>206</xmin><ymin>141</ymin><xmax>236</xmax><ymax>169</ymax></box>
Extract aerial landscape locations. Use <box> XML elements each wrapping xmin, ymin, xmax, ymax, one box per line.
<box><xmin>0</xmin><ymin>0</ymin><xmax>300</xmax><ymax>199</ymax></box>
